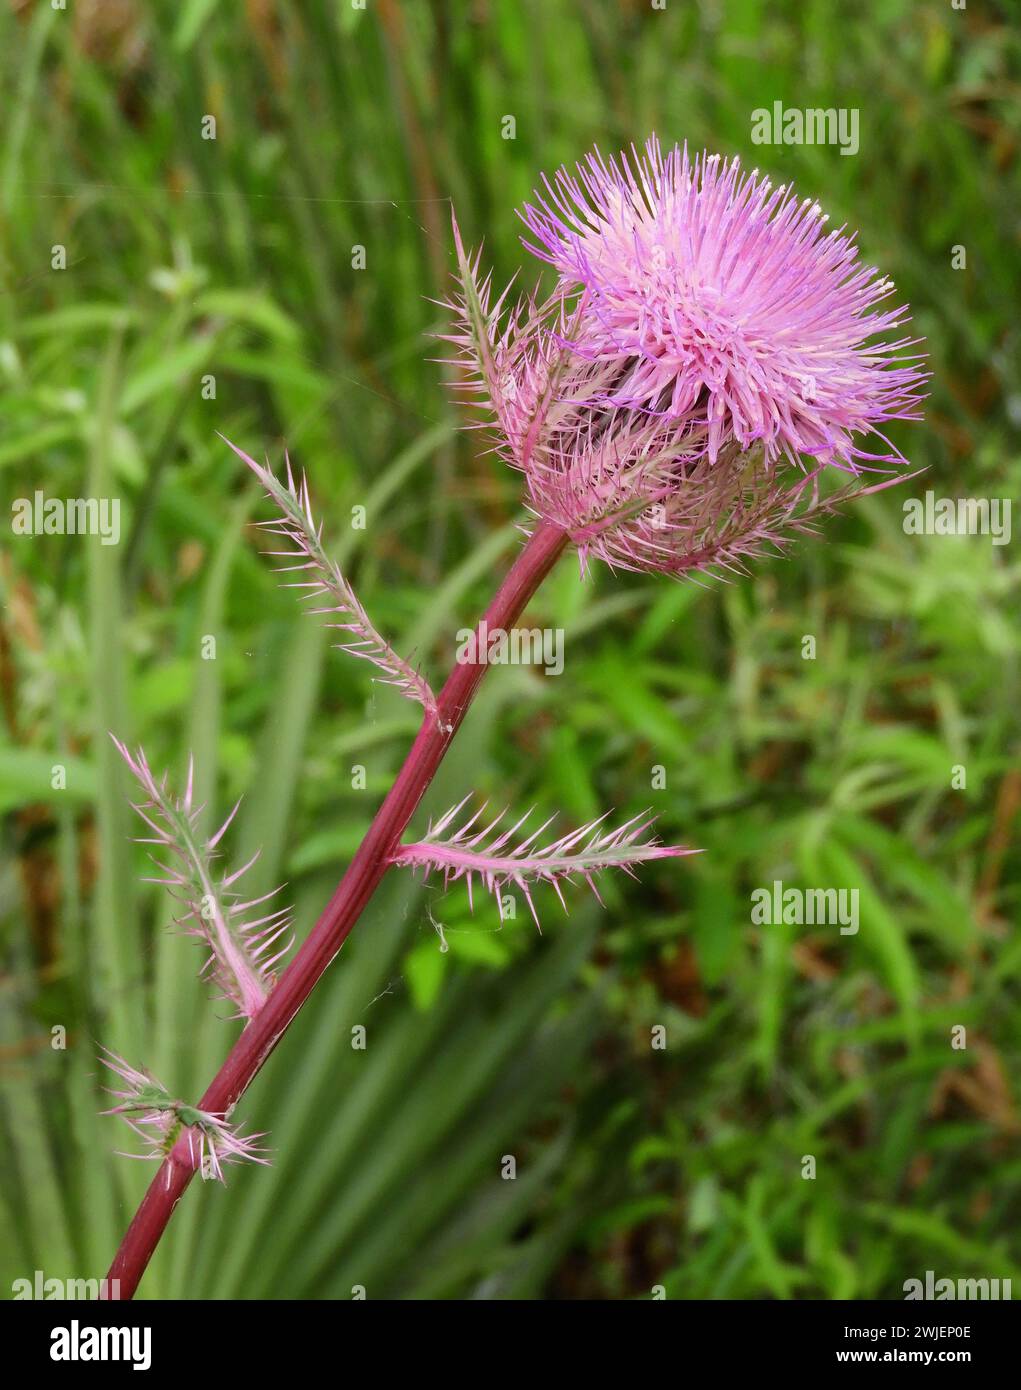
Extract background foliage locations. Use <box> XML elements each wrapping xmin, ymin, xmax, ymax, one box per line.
<box><xmin>1</xmin><ymin>0</ymin><xmax>1019</xmax><ymax>1299</ymax></box>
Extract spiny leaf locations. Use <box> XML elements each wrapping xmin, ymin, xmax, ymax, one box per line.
<box><xmin>393</xmin><ymin>796</ymin><xmax>698</xmax><ymax>928</ymax></box>
<box><xmin>222</xmin><ymin>435</ymin><xmax>438</xmax><ymax>717</ymax></box>
<box><xmin>98</xmin><ymin>1049</ymin><xmax>268</xmax><ymax>1182</ymax></box>
<box><xmin>111</xmin><ymin>737</ymin><xmax>292</xmax><ymax>1021</ymax></box>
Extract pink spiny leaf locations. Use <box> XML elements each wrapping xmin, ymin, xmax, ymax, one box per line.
<box><xmin>110</xmin><ymin>736</ymin><xmax>292</xmax><ymax>1021</ymax></box>
<box><xmin>392</xmin><ymin>796</ymin><xmax>698</xmax><ymax>929</ymax></box>
<box><xmin>98</xmin><ymin>1048</ymin><xmax>268</xmax><ymax>1182</ymax></box>
<box><xmin>221</xmin><ymin>435</ymin><xmax>438</xmax><ymax>717</ymax></box>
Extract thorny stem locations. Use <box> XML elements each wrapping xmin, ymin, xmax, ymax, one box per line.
<box><xmin>104</xmin><ymin>519</ymin><xmax>568</xmax><ymax>1299</ymax></box>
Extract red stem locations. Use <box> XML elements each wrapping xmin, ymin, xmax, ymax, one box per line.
<box><xmin>104</xmin><ymin>520</ymin><xmax>568</xmax><ymax>1299</ymax></box>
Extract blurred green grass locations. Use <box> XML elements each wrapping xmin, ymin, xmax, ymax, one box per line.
<box><xmin>1</xmin><ymin>0</ymin><xmax>1019</xmax><ymax>1298</ymax></box>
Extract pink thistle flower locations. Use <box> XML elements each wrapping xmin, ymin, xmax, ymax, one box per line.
<box><xmin>110</xmin><ymin>737</ymin><xmax>292</xmax><ymax>1021</ymax></box>
<box><xmin>519</xmin><ymin>137</ymin><xmax>926</xmax><ymax>469</ymax></box>
<box><xmin>99</xmin><ymin>1048</ymin><xmax>268</xmax><ymax>1183</ymax></box>
<box><xmin>392</xmin><ymin>797</ymin><xmax>697</xmax><ymax>930</ymax></box>
<box><xmin>442</xmin><ymin>136</ymin><xmax>926</xmax><ymax>581</ymax></box>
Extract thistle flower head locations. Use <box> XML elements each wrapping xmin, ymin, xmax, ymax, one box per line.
<box><xmin>519</xmin><ymin>137</ymin><xmax>925</xmax><ymax>468</ymax></box>
<box><xmin>99</xmin><ymin>1048</ymin><xmax>268</xmax><ymax>1182</ymax></box>
<box><xmin>111</xmin><ymin>736</ymin><xmax>292</xmax><ymax>1021</ymax></box>
<box><xmin>443</xmin><ymin>136</ymin><xmax>926</xmax><ymax>581</ymax></box>
<box><xmin>393</xmin><ymin>797</ymin><xmax>697</xmax><ymax>930</ymax></box>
